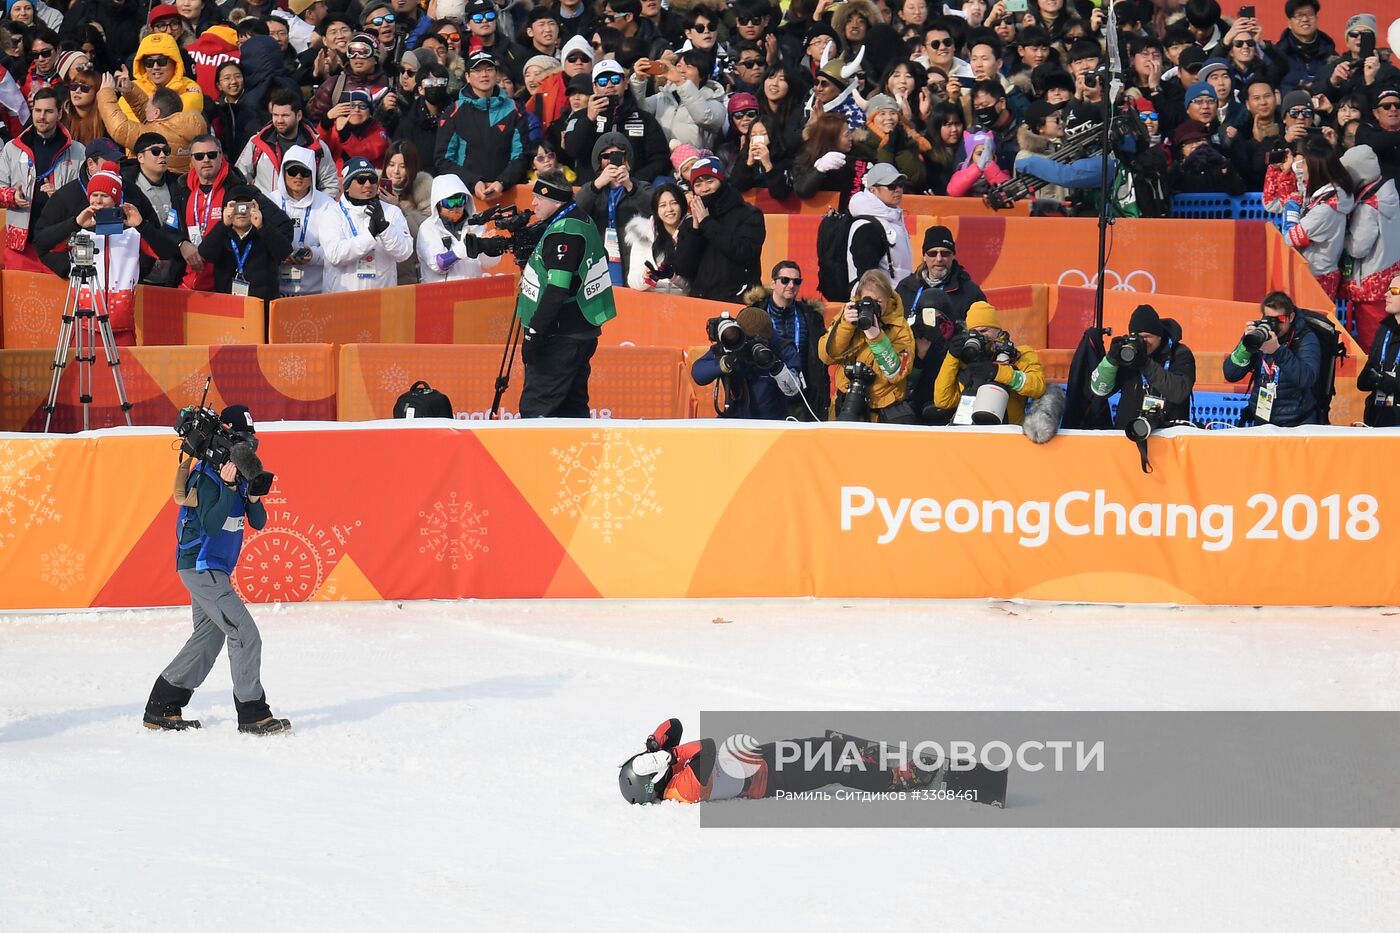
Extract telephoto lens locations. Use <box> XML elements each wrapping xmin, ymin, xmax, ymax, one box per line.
<box><xmin>1241</xmin><ymin>319</ymin><xmax>1277</xmax><ymax>353</ymax></box>
<box><xmin>854</xmin><ymin>297</ymin><xmax>882</xmax><ymax>332</ymax></box>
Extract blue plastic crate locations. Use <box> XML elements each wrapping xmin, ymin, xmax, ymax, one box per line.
<box><xmin>1191</xmin><ymin>391</ymin><xmax>1250</xmax><ymax>428</ymax></box>
<box><xmin>1169</xmin><ymin>193</ymin><xmax>1235</xmax><ymax>220</ymax></box>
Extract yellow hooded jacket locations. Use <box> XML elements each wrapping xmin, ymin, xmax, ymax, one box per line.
<box><xmin>819</xmin><ymin>291</ymin><xmax>915</xmax><ymax>416</ymax></box>
<box><xmin>121</xmin><ymin>33</ymin><xmax>204</xmax><ymax>120</ymax></box>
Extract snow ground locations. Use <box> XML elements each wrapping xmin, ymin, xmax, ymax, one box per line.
<box><xmin>1</xmin><ymin>598</ymin><xmax>1398</xmax><ymax>932</ymax></box>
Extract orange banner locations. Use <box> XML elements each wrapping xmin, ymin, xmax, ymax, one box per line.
<box><xmin>0</xmin><ymin>343</ymin><xmax>336</xmax><ymax>432</ymax></box>
<box><xmin>268</xmin><ymin>275</ymin><xmax>519</xmax><ymax>346</ymax></box>
<box><xmin>3</xmin><ymin>422</ymin><xmax>1397</xmax><ymax>610</ymax></box>
<box><xmin>1</xmin><ymin>270</ymin><xmax>264</xmax><ymax>349</ymax></box>
<box><xmin>336</xmin><ymin>343</ymin><xmax>691</xmax><ymax>420</ymax></box>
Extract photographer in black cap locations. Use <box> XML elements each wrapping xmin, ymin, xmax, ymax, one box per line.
<box><xmin>146</xmin><ymin>402</ymin><xmax>290</xmax><ymax>736</ymax></box>
<box><xmin>515</xmin><ymin>170</ymin><xmax>618</xmax><ymax>417</ymax></box>
<box><xmin>1089</xmin><ymin>304</ymin><xmax>1197</xmax><ymax>431</ymax></box>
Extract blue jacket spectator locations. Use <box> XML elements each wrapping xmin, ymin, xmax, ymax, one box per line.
<box><xmin>1223</xmin><ymin>292</ymin><xmax>1321</xmax><ymax>426</ymax></box>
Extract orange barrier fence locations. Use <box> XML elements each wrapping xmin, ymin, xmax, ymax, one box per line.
<box><xmin>336</xmin><ymin>344</ymin><xmax>692</xmax><ymax>420</ymax></box>
<box><xmin>743</xmin><ymin>189</ymin><xmax>1030</xmax><ymax>218</ymax></box>
<box><xmin>268</xmin><ymin>275</ymin><xmax>519</xmax><ymax>346</ymax></box>
<box><xmin>0</xmin><ymin>343</ymin><xmax>336</xmax><ymax>432</ymax></box>
<box><xmin>5</xmin><ymin>422</ymin><xmax>1398</xmax><ymax>610</ymax></box>
<box><xmin>0</xmin><ymin>270</ymin><xmax>264</xmax><ymax>349</ymax></box>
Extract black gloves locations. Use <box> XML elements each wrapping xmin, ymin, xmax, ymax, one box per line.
<box><xmin>521</xmin><ymin>326</ymin><xmax>539</xmax><ymax>366</ymax></box>
<box><xmin>1370</xmin><ymin>369</ymin><xmax>1399</xmax><ymax>394</ymax></box>
<box><xmin>886</xmin><ymin>125</ymin><xmax>906</xmax><ymax>152</ymax></box>
<box><xmin>366</xmin><ymin>199</ymin><xmax>388</xmax><ymax>236</ymax></box>
<box><xmin>965</xmin><ymin>360</ymin><xmax>999</xmax><ymax>385</ymax></box>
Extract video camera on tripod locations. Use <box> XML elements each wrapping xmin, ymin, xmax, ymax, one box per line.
<box><xmin>174</xmin><ymin>379</ymin><xmax>276</xmax><ymax>497</ymax></box>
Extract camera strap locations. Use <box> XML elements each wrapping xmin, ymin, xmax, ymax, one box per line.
<box><xmin>1135</xmin><ymin>435</ymin><xmax>1152</xmax><ymax>474</ymax></box>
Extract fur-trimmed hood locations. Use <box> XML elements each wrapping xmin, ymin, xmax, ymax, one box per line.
<box><xmin>1016</xmin><ymin>123</ymin><xmax>1060</xmax><ymax>155</ymax></box>
<box><xmin>833</xmin><ymin>0</ymin><xmax>883</xmax><ymax>33</ymax></box>
<box><xmin>743</xmin><ymin>283</ymin><xmax>826</xmax><ymax>317</ymax></box>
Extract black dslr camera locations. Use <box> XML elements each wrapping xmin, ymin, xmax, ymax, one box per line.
<box><xmin>854</xmin><ymin>296</ymin><xmax>882</xmax><ymax>332</ymax></box>
<box><xmin>836</xmin><ymin>362</ymin><xmax>876</xmax><ymax>421</ymax></box>
<box><xmin>950</xmin><ymin>327</ymin><xmax>993</xmax><ymax>363</ymax></box>
<box><xmin>1109</xmin><ymin>333</ymin><xmax>1148</xmax><ymax>367</ymax></box>
<box><xmin>706</xmin><ymin>315</ymin><xmax>777</xmax><ymax>370</ymax></box>
<box><xmin>1241</xmin><ymin>317</ymin><xmax>1280</xmax><ymax>353</ymax></box>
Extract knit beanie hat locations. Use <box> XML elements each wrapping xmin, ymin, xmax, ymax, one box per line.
<box><xmin>965</xmin><ymin>301</ymin><xmax>1001</xmax><ymax>330</ymax></box>
<box><xmin>1129</xmin><ymin>303</ymin><xmax>1167</xmax><ymax>338</ymax></box>
<box><xmin>87</xmin><ymin>162</ymin><xmax>122</xmax><ymax>202</ymax></box>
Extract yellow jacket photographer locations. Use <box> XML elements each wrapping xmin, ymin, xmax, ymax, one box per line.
<box><xmin>934</xmin><ymin>301</ymin><xmax>1046</xmax><ymax>425</ymax></box>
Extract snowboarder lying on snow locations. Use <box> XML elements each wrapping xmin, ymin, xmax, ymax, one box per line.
<box><xmin>618</xmin><ymin>719</ymin><xmax>936</xmax><ymax>805</ymax></box>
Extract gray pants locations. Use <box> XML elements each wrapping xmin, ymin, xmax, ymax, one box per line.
<box><xmin>163</xmin><ymin>569</ymin><xmax>264</xmax><ymax>703</ymax></box>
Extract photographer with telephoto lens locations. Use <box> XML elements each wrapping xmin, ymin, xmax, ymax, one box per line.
<box><xmin>1223</xmin><ymin>290</ymin><xmax>1321</xmax><ymax>426</ymax></box>
<box><xmin>691</xmin><ymin>307</ymin><xmax>807</xmax><ymax>420</ymax></box>
<box><xmin>933</xmin><ymin>300</ymin><xmax>1046</xmax><ymax>425</ymax></box>
<box><xmin>1089</xmin><ymin>304</ymin><xmax>1197</xmax><ymax>438</ymax></box>
<box><xmin>819</xmin><ymin>269</ymin><xmax>917</xmax><ymax>423</ymax></box>
<box><xmin>146</xmin><ymin>403</ymin><xmax>290</xmax><ymax>736</ymax></box>
<box><xmin>1356</xmin><ymin>273</ymin><xmax>1400</xmax><ymax>428</ymax></box>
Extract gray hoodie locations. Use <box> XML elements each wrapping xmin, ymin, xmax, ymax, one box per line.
<box><xmin>1342</xmin><ymin>145</ymin><xmax>1400</xmax><ymax>292</ymax></box>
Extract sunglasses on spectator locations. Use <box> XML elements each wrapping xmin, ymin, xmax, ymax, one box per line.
<box><xmin>994</xmin><ymin>16</ymin><xmax>1014</xmax><ymax>26</ymax></box>
<box><xmin>737</xmin><ymin>58</ymin><xmax>763</xmax><ymax>68</ymax></box>
<box><xmin>1232</xmin><ymin>39</ymin><xmax>1252</xmax><ymax>48</ymax></box>
<box><xmin>925</xmin><ymin>248</ymin><xmax>953</xmax><ymax>257</ymax></box>
<box><xmin>469</xmin><ymin>10</ymin><xmax>497</xmax><ymax>23</ymax></box>
<box><xmin>401</xmin><ymin>68</ymin><xmax>417</xmax><ymax>77</ymax></box>
<box><xmin>439</xmin><ymin>194</ymin><xmax>466</xmax><ymax>209</ymax></box>
<box><xmin>68</xmin><ymin>82</ymin><xmax>92</xmax><ymax>93</ymax></box>
<box><xmin>141</xmin><ymin>55</ymin><xmax>172</xmax><ymax>68</ymax></box>
<box><xmin>191</xmin><ymin>150</ymin><xmax>220</xmax><ymax>161</ymax></box>
<box><xmin>1347</xmin><ymin>30</ymin><xmax>1368</xmax><ymax>39</ymax></box>
<box><xmin>438</xmin><ymin>31</ymin><xmax>461</xmax><ymax>42</ymax></box>
<box><xmin>1378</xmin><ymin>102</ymin><xmax>1400</xmax><ymax>111</ymax></box>
<box><xmin>284</xmin><ymin>165</ymin><xmax>311</xmax><ymax>177</ymax></box>
<box><xmin>690</xmin><ymin>22</ymin><xmax>717</xmax><ymax>33</ymax></box>
<box><xmin>348</xmin><ymin>45</ymin><xmax>376</xmax><ymax>58</ymax></box>
<box><xmin>566</xmin><ymin>53</ymin><xmax>591</xmax><ymax>64</ymax></box>
<box><xmin>1138</xmin><ymin>111</ymin><xmax>1158</xmax><ymax>121</ymax></box>
<box><xmin>1286</xmin><ymin>107</ymin><xmax>1313</xmax><ymax>118</ymax></box>
<box><xmin>776</xmin><ymin>275</ymin><xmax>802</xmax><ymax>286</ymax></box>
<box><xmin>32</xmin><ymin>46</ymin><xmax>55</xmax><ymax>58</ymax></box>
<box><xmin>927</xmin><ymin>37</ymin><xmax>955</xmax><ymax>49</ymax></box>
<box><xmin>876</xmin><ymin>181</ymin><xmax>904</xmax><ymax>190</ymax></box>
<box><xmin>732</xmin><ymin>108</ymin><xmax>758</xmax><ymax>119</ymax></box>
<box><xmin>595</xmin><ymin>73</ymin><xmax>624</xmax><ymax>86</ymax></box>
<box><xmin>1387</xmin><ymin>285</ymin><xmax>1400</xmax><ymax>295</ymax></box>
<box><xmin>602</xmin><ymin>11</ymin><xmax>629</xmax><ymax>21</ymax></box>
<box><xmin>369</xmin><ymin>13</ymin><xmax>395</xmax><ymax>26</ymax></box>
<box><xmin>737</xmin><ymin>15</ymin><xmax>764</xmax><ymax>25</ymax></box>
<box><xmin>348</xmin><ymin>100</ymin><xmax>370</xmax><ymax>110</ymax></box>
<box><xmin>141</xmin><ymin>144</ymin><xmax>171</xmax><ymax>156</ymax></box>
<box><xmin>350</xmin><ymin>174</ymin><xmax>378</xmax><ymax>185</ymax></box>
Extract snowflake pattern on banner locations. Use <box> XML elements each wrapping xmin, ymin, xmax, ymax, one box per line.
<box><xmin>278</xmin><ymin>354</ymin><xmax>308</xmax><ymax>382</ymax></box>
<box><xmin>379</xmin><ymin>363</ymin><xmax>410</xmax><ymax>394</ymax></box>
<box><xmin>0</xmin><ymin>440</ymin><xmax>62</xmax><ymax>552</ymax></box>
<box><xmin>39</xmin><ymin>542</ymin><xmax>84</xmax><ymax>592</ymax></box>
<box><xmin>418</xmin><ymin>493</ymin><xmax>489</xmax><ymax>570</ymax></box>
<box><xmin>180</xmin><ymin>371</ymin><xmax>209</xmax><ymax>402</ymax></box>
<box><xmin>233</xmin><ymin>493</ymin><xmax>361</xmax><ymax>602</ymax></box>
<box><xmin>549</xmin><ymin>430</ymin><xmax>662</xmax><ymax>544</ymax></box>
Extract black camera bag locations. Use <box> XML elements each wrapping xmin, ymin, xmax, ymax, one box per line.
<box><xmin>393</xmin><ymin>381</ymin><xmax>454</xmax><ymax>419</ymax></box>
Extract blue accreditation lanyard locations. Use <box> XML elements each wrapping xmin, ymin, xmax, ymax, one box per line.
<box><xmin>194</xmin><ymin>186</ymin><xmax>217</xmax><ymax>231</ymax></box>
<box><xmin>229</xmin><ymin>238</ymin><xmax>253</xmax><ymax>278</ymax></box>
<box><xmin>338</xmin><ymin>200</ymin><xmax>360</xmax><ymax>237</ymax></box>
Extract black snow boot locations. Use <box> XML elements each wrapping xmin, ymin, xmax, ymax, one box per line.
<box><xmin>144</xmin><ymin>676</ymin><xmax>200</xmax><ymax>730</ymax></box>
<box><xmin>235</xmin><ymin>694</ymin><xmax>290</xmax><ymax>735</ymax></box>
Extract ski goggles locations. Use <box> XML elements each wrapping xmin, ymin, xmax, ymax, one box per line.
<box><xmin>347</xmin><ymin>44</ymin><xmax>376</xmax><ymax>59</ymax></box>
<box><xmin>1138</xmin><ymin>111</ymin><xmax>1159</xmax><ymax>121</ymax></box>
<box><xmin>439</xmin><ymin>193</ymin><xmax>467</xmax><ymax>210</ymax></box>
<box><xmin>469</xmin><ymin>10</ymin><xmax>497</xmax><ymax>23</ymax></box>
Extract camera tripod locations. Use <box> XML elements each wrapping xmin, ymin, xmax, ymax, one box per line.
<box><xmin>42</xmin><ymin>250</ymin><xmax>134</xmax><ymax>432</ymax></box>
<box><xmin>489</xmin><ymin>312</ymin><xmax>524</xmax><ymax>419</ymax></box>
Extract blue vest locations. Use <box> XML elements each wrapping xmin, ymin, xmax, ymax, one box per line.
<box><xmin>176</xmin><ymin>461</ymin><xmax>247</xmax><ymax>574</ymax></box>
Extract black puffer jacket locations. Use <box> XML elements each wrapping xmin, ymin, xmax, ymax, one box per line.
<box><xmin>1098</xmin><ymin>317</ymin><xmax>1197</xmax><ymax>430</ymax></box>
<box><xmin>673</xmin><ymin>182</ymin><xmax>766</xmax><ymax>303</ymax></box>
<box><xmin>894</xmin><ymin>261</ymin><xmax>987</xmax><ymax>325</ymax></box>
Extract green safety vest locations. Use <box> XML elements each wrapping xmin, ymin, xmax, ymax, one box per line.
<box><xmin>515</xmin><ymin>210</ymin><xmax>617</xmax><ymax>329</ymax></box>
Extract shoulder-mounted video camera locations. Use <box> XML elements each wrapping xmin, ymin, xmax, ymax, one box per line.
<box><xmin>174</xmin><ymin>379</ymin><xmax>275</xmax><ymax>497</ymax></box>
<box><xmin>466</xmin><ymin>204</ymin><xmax>543</xmax><ymax>267</ymax></box>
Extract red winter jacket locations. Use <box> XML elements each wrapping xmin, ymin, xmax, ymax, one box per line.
<box><xmin>325</xmin><ymin>120</ymin><xmax>391</xmax><ymax>172</ymax></box>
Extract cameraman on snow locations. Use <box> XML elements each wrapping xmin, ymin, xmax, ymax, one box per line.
<box><xmin>691</xmin><ymin>307</ymin><xmax>807</xmax><ymax>420</ymax></box>
<box><xmin>933</xmin><ymin>301</ymin><xmax>1046</xmax><ymax>425</ymax></box>
<box><xmin>1089</xmin><ymin>304</ymin><xmax>1196</xmax><ymax>431</ymax></box>
<box><xmin>145</xmin><ymin>404</ymin><xmax>291</xmax><ymax>737</ymax></box>
<box><xmin>819</xmin><ymin>269</ymin><xmax>916</xmax><ymax>423</ymax></box>
<box><xmin>1222</xmin><ymin>290</ymin><xmax>1321</xmax><ymax>427</ymax></box>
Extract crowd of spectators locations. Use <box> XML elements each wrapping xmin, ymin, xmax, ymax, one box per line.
<box><xmin>0</xmin><ymin>0</ymin><xmax>1396</xmax><ymax>408</ymax></box>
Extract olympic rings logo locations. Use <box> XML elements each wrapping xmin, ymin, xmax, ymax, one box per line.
<box><xmin>1057</xmin><ymin>268</ymin><xmax>1158</xmax><ymax>292</ymax></box>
